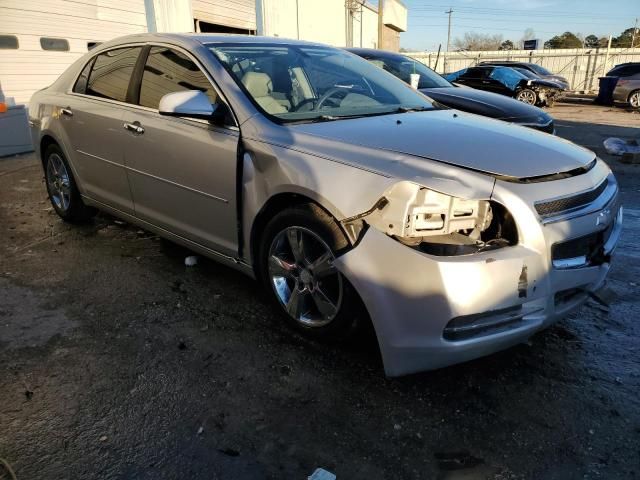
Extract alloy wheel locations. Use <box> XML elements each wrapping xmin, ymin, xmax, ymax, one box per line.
<box><xmin>268</xmin><ymin>226</ymin><xmax>343</xmax><ymax>327</ymax></box>
<box><xmin>46</xmin><ymin>153</ymin><xmax>71</xmax><ymax>211</ymax></box>
<box><xmin>630</xmin><ymin>92</ymin><xmax>640</xmax><ymax>109</ymax></box>
<box><xmin>516</xmin><ymin>90</ymin><xmax>536</xmax><ymax>105</ymax></box>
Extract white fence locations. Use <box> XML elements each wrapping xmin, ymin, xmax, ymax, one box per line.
<box><xmin>406</xmin><ymin>47</ymin><xmax>640</xmax><ymax>92</ymax></box>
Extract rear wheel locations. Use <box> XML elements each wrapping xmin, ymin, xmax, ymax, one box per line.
<box><xmin>44</xmin><ymin>144</ymin><xmax>96</xmax><ymax>222</ymax></box>
<box><xmin>629</xmin><ymin>91</ymin><xmax>640</xmax><ymax>109</ymax></box>
<box><xmin>258</xmin><ymin>204</ymin><xmax>366</xmax><ymax>341</ymax></box>
<box><xmin>516</xmin><ymin>89</ymin><xmax>537</xmax><ymax>105</ymax></box>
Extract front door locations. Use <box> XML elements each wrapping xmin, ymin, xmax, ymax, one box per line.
<box><xmin>121</xmin><ymin>46</ymin><xmax>239</xmax><ymax>256</ymax></box>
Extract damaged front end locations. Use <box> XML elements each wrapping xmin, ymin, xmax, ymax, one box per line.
<box><xmin>340</xmin><ymin>181</ymin><xmax>518</xmax><ymax>256</ymax></box>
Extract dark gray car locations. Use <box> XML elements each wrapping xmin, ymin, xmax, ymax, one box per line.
<box><xmin>348</xmin><ymin>48</ymin><xmax>554</xmax><ymax>133</ymax></box>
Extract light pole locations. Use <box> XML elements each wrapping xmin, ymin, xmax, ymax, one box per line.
<box><xmin>444</xmin><ymin>8</ymin><xmax>453</xmax><ymax>72</ymax></box>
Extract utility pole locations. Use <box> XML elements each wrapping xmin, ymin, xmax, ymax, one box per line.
<box><xmin>444</xmin><ymin>7</ymin><xmax>453</xmax><ymax>73</ymax></box>
<box><xmin>377</xmin><ymin>0</ymin><xmax>384</xmax><ymax>49</ymax></box>
<box><xmin>632</xmin><ymin>18</ymin><xmax>638</xmax><ymax>48</ymax></box>
<box><xmin>445</xmin><ymin>8</ymin><xmax>453</xmax><ymax>52</ymax></box>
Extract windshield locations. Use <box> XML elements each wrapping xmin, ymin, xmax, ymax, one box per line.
<box><xmin>527</xmin><ymin>63</ymin><xmax>552</xmax><ymax>76</ymax></box>
<box><xmin>364</xmin><ymin>54</ymin><xmax>452</xmax><ymax>89</ymax></box>
<box><xmin>207</xmin><ymin>43</ymin><xmax>435</xmax><ymax>123</ymax></box>
<box><xmin>513</xmin><ymin>67</ymin><xmax>539</xmax><ymax>79</ymax></box>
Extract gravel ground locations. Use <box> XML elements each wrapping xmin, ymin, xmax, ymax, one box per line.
<box><xmin>1</xmin><ymin>102</ymin><xmax>639</xmax><ymax>480</ymax></box>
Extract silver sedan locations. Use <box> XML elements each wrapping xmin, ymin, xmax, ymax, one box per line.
<box><xmin>29</xmin><ymin>34</ymin><xmax>622</xmax><ymax>376</ymax></box>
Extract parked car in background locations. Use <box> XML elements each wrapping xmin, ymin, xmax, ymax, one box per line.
<box><xmin>479</xmin><ymin>61</ymin><xmax>570</xmax><ymax>89</ymax></box>
<box><xmin>606</xmin><ymin>62</ymin><xmax>640</xmax><ymax>78</ymax></box>
<box><xmin>605</xmin><ymin>62</ymin><xmax>640</xmax><ymax>108</ymax></box>
<box><xmin>444</xmin><ymin>66</ymin><xmax>565</xmax><ymax>107</ymax></box>
<box><xmin>348</xmin><ymin>48</ymin><xmax>555</xmax><ymax>133</ymax></box>
<box><xmin>30</xmin><ymin>34</ymin><xmax>622</xmax><ymax>376</ymax></box>
<box><xmin>612</xmin><ymin>76</ymin><xmax>640</xmax><ymax>108</ymax></box>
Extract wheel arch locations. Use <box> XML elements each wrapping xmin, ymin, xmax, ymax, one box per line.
<box><xmin>39</xmin><ymin>134</ymin><xmax>60</xmax><ymax>168</ymax></box>
<box><xmin>248</xmin><ymin>192</ymin><xmax>349</xmax><ymax>272</ymax></box>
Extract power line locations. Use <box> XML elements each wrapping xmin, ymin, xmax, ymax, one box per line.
<box><xmin>409</xmin><ymin>16</ymin><xmax>623</xmax><ymax>27</ymax></box>
<box><xmin>407</xmin><ymin>2</ymin><xmax>626</xmax><ymax>16</ymax></box>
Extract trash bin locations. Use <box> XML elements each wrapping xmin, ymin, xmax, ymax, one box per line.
<box><xmin>595</xmin><ymin>76</ymin><xmax>619</xmax><ymax>105</ymax></box>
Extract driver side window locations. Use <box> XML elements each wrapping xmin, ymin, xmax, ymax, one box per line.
<box><xmin>138</xmin><ymin>47</ymin><xmax>219</xmax><ymax>109</ymax></box>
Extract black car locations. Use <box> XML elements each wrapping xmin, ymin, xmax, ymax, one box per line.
<box><xmin>479</xmin><ymin>61</ymin><xmax>570</xmax><ymax>89</ymax></box>
<box><xmin>606</xmin><ymin>62</ymin><xmax>640</xmax><ymax>78</ymax></box>
<box><xmin>444</xmin><ymin>66</ymin><xmax>565</xmax><ymax>108</ymax></box>
<box><xmin>347</xmin><ymin>48</ymin><xmax>554</xmax><ymax>134</ymax></box>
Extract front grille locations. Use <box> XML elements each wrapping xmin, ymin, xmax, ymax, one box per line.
<box><xmin>535</xmin><ymin>179</ymin><xmax>608</xmax><ymax>217</ymax></box>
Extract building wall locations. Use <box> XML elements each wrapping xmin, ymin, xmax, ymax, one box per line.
<box><xmin>148</xmin><ymin>0</ymin><xmax>194</xmax><ymax>33</ymax></box>
<box><xmin>349</xmin><ymin>2</ymin><xmax>378</xmax><ymax>49</ymax></box>
<box><xmin>192</xmin><ymin>0</ymin><xmax>256</xmax><ymax>30</ymax></box>
<box><xmin>0</xmin><ymin>0</ymin><xmax>149</xmax><ymax>105</ymax></box>
<box><xmin>258</xmin><ymin>0</ymin><xmax>348</xmax><ymax>46</ymax></box>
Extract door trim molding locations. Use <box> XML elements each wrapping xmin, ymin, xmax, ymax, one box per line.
<box><xmin>77</xmin><ymin>149</ymin><xmax>228</xmax><ymax>204</ymax></box>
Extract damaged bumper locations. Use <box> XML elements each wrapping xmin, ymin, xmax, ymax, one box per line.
<box><xmin>334</xmin><ymin>163</ymin><xmax>622</xmax><ymax>377</ymax></box>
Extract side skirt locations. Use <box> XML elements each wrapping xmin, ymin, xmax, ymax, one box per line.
<box><xmin>81</xmin><ymin>195</ymin><xmax>256</xmax><ymax>279</ymax></box>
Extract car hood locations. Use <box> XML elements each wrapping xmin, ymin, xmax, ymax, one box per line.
<box><xmin>289</xmin><ymin>109</ymin><xmax>593</xmax><ymax>179</ymax></box>
<box><xmin>544</xmin><ymin>74</ymin><xmax>569</xmax><ymax>86</ymax></box>
<box><xmin>420</xmin><ymin>87</ymin><xmax>551</xmax><ymax>124</ymax></box>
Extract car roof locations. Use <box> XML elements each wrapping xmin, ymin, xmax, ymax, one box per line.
<box><xmin>90</xmin><ymin>33</ymin><xmax>329</xmax><ymax>52</ymax></box>
<box><xmin>480</xmin><ymin>61</ymin><xmax>527</xmax><ymax>65</ymax></box>
<box><xmin>346</xmin><ymin>47</ymin><xmax>407</xmax><ymax>59</ymax></box>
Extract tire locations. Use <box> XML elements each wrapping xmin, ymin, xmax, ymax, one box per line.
<box><xmin>629</xmin><ymin>90</ymin><xmax>640</xmax><ymax>109</ymax></box>
<box><xmin>516</xmin><ymin>89</ymin><xmax>537</xmax><ymax>105</ymax></box>
<box><xmin>44</xmin><ymin>144</ymin><xmax>96</xmax><ymax>222</ymax></box>
<box><xmin>258</xmin><ymin>203</ymin><xmax>366</xmax><ymax>341</ymax></box>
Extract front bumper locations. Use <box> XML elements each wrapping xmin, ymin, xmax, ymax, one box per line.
<box><xmin>334</xmin><ymin>167</ymin><xmax>621</xmax><ymax>377</ymax></box>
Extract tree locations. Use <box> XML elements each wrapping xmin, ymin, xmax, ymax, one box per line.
<box><xmin>544</xmin><ymin>31</ymin><xmax>583</xmax><ymax>49</ymax></box>
<box><xmin>453</xmin><ymin>32</ymin><xmax>504</xmax><ymax>51</ymax></box>
<box><xmin>611</xmin><ymin>27</ymin><xmax>637</xmax><ymax>48</ymax></box>
<box><xmin>499</xmin><ymin>40</ymin><xmax>515</xmax><ymax>51</ymax></box>
<box><xmin>584</xmin><ymin>34</ymin><xmax>599</xmax><ymax>48</ymax></box>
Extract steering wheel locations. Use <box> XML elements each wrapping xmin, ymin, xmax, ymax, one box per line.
<box><xmin>315</xmin><ymin>86</ymin><xmax>350</xmax><ymax>110</ymax></box>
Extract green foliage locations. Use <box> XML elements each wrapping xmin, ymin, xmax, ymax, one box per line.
<box><xmin>544</xmin><ymin>31</ymin><xmax>583</xmax><ymax>49</ymax></box>
<box><xmin>499</xmin><ymin>40</ymin><xmax>515</xmax><ymax>51</ymax></box>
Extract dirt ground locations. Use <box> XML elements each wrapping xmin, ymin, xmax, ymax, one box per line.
<box><xmin>1</xmin><ymin>101</ymin><xmax>639</xmax><ymax>480</ymax></box>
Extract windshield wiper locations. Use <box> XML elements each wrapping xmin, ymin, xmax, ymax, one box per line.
<box><xmin>395</xmin><ymin>106</ymin><xmax>431</xmax><ymax>113</ymax></box>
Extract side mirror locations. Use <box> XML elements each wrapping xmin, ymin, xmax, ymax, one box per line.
<box><xmin>159</xmin><ymin>90</ymin><xmax>230</xmax><ymax>125</ymax></box>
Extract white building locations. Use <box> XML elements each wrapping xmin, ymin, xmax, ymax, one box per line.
<box><xmin>0</xmin><ymin>0</ymin><xmax>406</xmax><ymax>106</ymax></box>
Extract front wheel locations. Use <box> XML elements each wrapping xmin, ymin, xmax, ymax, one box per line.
<box><xmin>629</xmin><ymin>91</ymin><xmax>640</xmax><ymax>109</ymax></box>
<box><xmin>44</xmin><ymin>144</ymin><xmax>96</xmax><ymax>222</ymax></box>
<box><xmin>258</xmin><ymin>204</ymin><xmax>366</xmax><ymax>341</ymax></box>
<box><xmin>516</xmin><ymin>89</ymin><xmax>537</xmax><ymax>105</ymax></box>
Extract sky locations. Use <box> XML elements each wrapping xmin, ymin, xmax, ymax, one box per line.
<box><xmin>398</xmin><ymin>0</ymin><xmax>639</xmax><ymax>51</ymax></box>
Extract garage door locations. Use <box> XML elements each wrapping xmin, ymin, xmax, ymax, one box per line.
<box><xmin>192</xmin><ymin>0</ymin><xmax>256</xmax><ymax>31</ymax></box>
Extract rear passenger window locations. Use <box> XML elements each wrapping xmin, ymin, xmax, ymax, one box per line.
<box><xmin>138</xmin><ymin>47</ymin><xmax>218</xmax><ymax>109</ymax></box>
<box><xmin>40</xmin><ymin>37</ymin><xmax>70</xmax><ymax>51</ymax></box>
<box><xmin>73</xmin><ymin>59</ymin><xmax>94</xmax><ymax>94</ymax></box>
<box><xmin>86</xmin><ymin>47</ymin><xmax>141</xmax><ymax>102</ymax></box>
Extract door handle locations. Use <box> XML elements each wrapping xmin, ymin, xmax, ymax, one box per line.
<box><xmin>124</xmin><ymin>122</ymin><xmax>144</xmax><ymax>135</ymax></box>
<box><xmin>61</xmin><ymin>107</ymin><xmax>73</xmax><ymax>117</ymax></box>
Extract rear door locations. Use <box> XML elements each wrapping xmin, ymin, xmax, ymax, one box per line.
<box><xmin>62</xmin><ymin>46</ymin><xmax>143</xmax><ymax>214</ymax></box>
<box><xmin>121</xmin><ymin>45</ymin><xmax>239</xmax><ymax>255</ymax></box>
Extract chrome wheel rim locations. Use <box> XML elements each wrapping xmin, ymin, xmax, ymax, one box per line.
<box><xmin>517</xmin><ymin>90</ymin><xmax>536</xmax><ymax>105</ymax></box>
<box><xmin>630</xmin><ymin>92</ymin><xmax>640</xmax><ymax>108</ymax></box>
<box><xmin>268</xmin><ymin>226</ymin><xmax>343</xmax><ymax>327</ymax></box>
<box><xmin>46</xmin><ymin>153</ymin><xmax>71</xmax><ymax>211</ymax></box>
